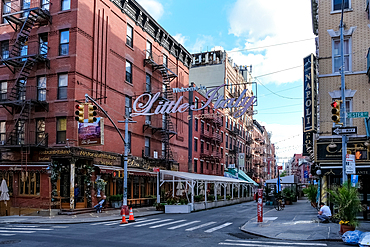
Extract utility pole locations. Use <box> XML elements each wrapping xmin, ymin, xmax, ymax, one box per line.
<box><xmin>340</xmin><ymin>0</ymin><xmax>348</xmax><ymax>184</ymax></box>
<box><xmin>188</xmin><ymin>82</ymin><xmax>194</xmax><ymax>173</ymax></box>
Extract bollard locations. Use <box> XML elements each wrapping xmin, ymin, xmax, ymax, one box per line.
<box><xmin>257</xmin><ymin>189</ymin><xmax>263</xmax><ymax>222</ymax></box>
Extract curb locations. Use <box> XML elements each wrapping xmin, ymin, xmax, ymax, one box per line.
<box><xmin>0</xmin><ymin>211</ymin><xmax>164</xmax><ymax>225</ymax></box>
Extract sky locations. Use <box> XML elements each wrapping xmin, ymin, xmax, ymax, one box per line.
<box><xmin>136</xmin><ymin>0</ymin><xmax>316</xmax><ymax>166</ymax></box>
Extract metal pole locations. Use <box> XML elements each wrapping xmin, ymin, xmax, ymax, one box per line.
<box><xmin>340</xmin><ymin>0</ymin><xmax>347</xmax><ymax>184</ymax></box>
<box><xmin>188</xmin><ymin>82</ymin><xmax>194</xmax><ymax>173</ymax></box>
<box><xmin>123</xmin><ymin>119</ymin><xmax>128</xmax><ymax>211</ymax></box>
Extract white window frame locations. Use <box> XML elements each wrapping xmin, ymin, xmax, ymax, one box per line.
<box><xmin>332</xmin><ymin>0</ymin><xmax>350</xmax><ymax>12</ymax></box>
<box><xmin>332</xmin><ymin>38</ymin><xmax>351</xmax><ymax>73</ymax></box>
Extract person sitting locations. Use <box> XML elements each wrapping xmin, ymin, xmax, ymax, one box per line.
<box><xmin>94</xmin><ymin>195</ymin><xmax>106</xmax><ymax>213</ymax></box>
<box><xmin>317</xmin><ymin>202</ymin><xmax>332</xmax><ymax>223</ymax></box>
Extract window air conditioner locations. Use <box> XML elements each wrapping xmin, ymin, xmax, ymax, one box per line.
<box><xmin>145</xmin><ymin>120</ymin><xmax>151</xmax><ymax>125</ymax></box>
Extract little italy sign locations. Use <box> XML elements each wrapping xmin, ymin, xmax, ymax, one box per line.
<box><xmin>131</xmin><ymin>84</ymin><xmax>256</xmax><ymax>118</ymax></box>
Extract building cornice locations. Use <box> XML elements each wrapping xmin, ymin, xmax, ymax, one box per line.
<box><xmin>110</xmin><ymin>0</ymin><xmax>192</xmax><ymax>68</ymax></box>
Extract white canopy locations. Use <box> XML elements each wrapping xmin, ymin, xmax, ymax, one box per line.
<box><xmin>0</xmin><ymin>179</ymin><xmax>10</xmax><ymax>202</ymax></box>
<box><xmin>159</xmin><ymin>170</ymin><xmax>251</xmax><ymax>184</ymax></box>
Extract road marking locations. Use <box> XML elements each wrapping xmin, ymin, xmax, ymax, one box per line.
<box><xmin>52</xmin><ymin>226</ymin><xmax>69</xmax><ymax>228</ymax></box>
<box><xmin>204</xmin><ymin>222</ymin><xmax>233</xmax><ymax>233</ymax></box>
<box><xmin>134</xmin><ymin>219</ymin><xmax>173</xmax><ymax>227</ymax></box>
<box><xmin>0</xmin><ymin>230</ymin><xmax>36</xmax><ymax>234</ymax></box>
<box><xmin>90</xmin><ymin>222</ymin><xmax>109</xmax><ymax>226</ymax></box>
<box><xmin>0</xmin><ymin>234</ymin><xmax>16</xmax><ymax>236</ymax></box>
<box><xmin>119</xmin><ymin>218</ymin><xmax>159</xmax><ymax>227</ymax></box>
<box><xmin>10</xmin><ymin>225</ymin><xmax>40</xmax><ymax>228</ymax></box>
<box><xmin>220</xmin><ymin>240</ymin><xmax>327</xmax><ymax>246</ymax></box>
<box><xmin>149</xmin><ymin>220</ymin><xmax>186</xmax><ymax>229</ymax></box>
<box><xmin>168</xmin><ymin>221</ymin><xmax>200</xmax><ymax>230</ymax></box>
<box><xmin>104</xmin><ymin>221</ymin><xmax>121</xmax><ymax>226</ymax></box>
<box><xmin>185</xmin><ymin>222</ymin><xmax>216</xmax><ymax>231</ymax></box>
<box><xmin>0</xmin><ymin>228</ymin><xmax>53</xmax><ymax>231</ymax></box>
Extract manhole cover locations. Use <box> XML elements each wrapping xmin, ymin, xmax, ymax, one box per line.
<box><xmin>0</xmin><ymin>240</ymin><xmax>21</xmax><ymax>245</ymax></box>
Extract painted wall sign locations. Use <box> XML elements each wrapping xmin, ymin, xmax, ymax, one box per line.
<box><xmin>131</xmin><ymin>84</ymin><xmax>256</xmax><ymax>118</ymax></box>
<box><xmin>303</xmin><ymin>54</ymin><xmax>317</xmax><ymax>132</ymax></box>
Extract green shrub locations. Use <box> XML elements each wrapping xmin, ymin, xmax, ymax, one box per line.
<box><xmin>226</xmin><ymin>195</ymin><xmax>231</xmax><ymax>200</ymax></box>
<box><xmin>302</xmin><ymin>185</ymin><xmax>317</xmax><ymax>204</ymax></box>
<box><xmin>207</xmin><ymin>195</ymin><xmax>215</xmax><ymax>201</ymax></box>
<box><xmin>194</xmin><ymin>195</ymin><xmax>203</xmax><ymax>202</ymax></box>
<box><xmin>217</xmin><ymin>195</ymin><xmax>223</xmax><ymax>200</ymax></box>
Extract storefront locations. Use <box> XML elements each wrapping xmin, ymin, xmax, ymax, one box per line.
<box><xmin>316</xmin><ymin>139</ymin><xmax>370</xmax><ymax>220</ymax></box>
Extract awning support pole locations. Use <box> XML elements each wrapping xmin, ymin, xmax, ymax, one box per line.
<box><xmin>238</xmin><ymin>184</ymin><xmax>240</xmax><ymax>198</ymax></box>
<box><xmin>224</xmin><ymin>183</ymin><xmax>227</xmax><ymax>200</ymax></box>
<box><xmin>232</xmin><ymin>184</ymin><xmax>234</xmax><ymax>199</ymax></box>
<box><xmin>214</xmin><ymin>182</ymin><xmax>217</xmax><ymax>201</ymax></box>
<box><xmin>205</xmin><ymin>181</ymin><xmax>207</xmax><ymax>203</ymax></box>
<box><xmin>191</xmin><ymin>180</ymin><xmax>194</xmax><ymax>211</ymax></box>
<box><xmin>172</xmin><ymin>175</ymin><xmax>175</xmax><ymax>198</ymax></box>
<box><xmin>197</xmin><ymin>181</ymin><xmax>199</xmax><ymax>196</ymax></box>
<box><xmin>157</xmin><ymin>171</ymin><xmax>160</xmax><ymax>204</ymax></box>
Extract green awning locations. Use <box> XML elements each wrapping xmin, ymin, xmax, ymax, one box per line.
<box><xmin>226</xmin><ymin>168</ymin><xmax>258</xmax><ymax>186</ymax></box>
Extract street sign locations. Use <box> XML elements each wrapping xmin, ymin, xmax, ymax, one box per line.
<box><xmin>347</xmin><ymin>112</ymin><xmax>369</xmax><ymax>118</ymax></box>
<box><xmin>332</xmin><ymin>126</ymin><xmax>357</xmax><ymax>135</ymax></box>
<box><xmin>346</xmin><ymin>154</ymin><xmax>356</xmax><ymax>175</ymax></box>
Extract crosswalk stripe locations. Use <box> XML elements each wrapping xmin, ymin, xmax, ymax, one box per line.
<box><xmin>90</xmin><ymin>222</ymin><xmax>109</xmax><ymax>226</ymax></box>
<box><xmin>221</xmin><ymin>240</ymin><xmax>327</xmax><ymax>246</ymax></box>
<box><xmin>204</xmin><ymin>222</ymin><xmax>232</xmax><ymax>233</ymax></box>
<box><xmin>10</xmin><ymin>225</ymin><xmax>39</xmax><ymax>228</ymax></box>
<box><xmin>134</xmin><ymin>219</ymin><xmax>173</xmax><ymax>227</ymax></box>
<box><xmin>0</xmin><ymin>230</ymin><xmax>36</xmax><ymax>234</ymax></box>
<box><xmin>52</xmin><ymin>226</ymin><xmax>69</xmax><ymax>228</ymax></box>
<box><xmin>104</xmin><ymin>221</ymin><xmax>121</xmax><ymax>226</ymax></box>
<box><xmin>0</xmin><ymin>228</ymin><xmax>53</xmax><ymax>231</ymax></box>
<box><xmin>0</xmin><ymin>234</ymin><xmax>16</xmax><ymax>236</ymax></box>
<box><xmin>185</xmin><ymin>222</ymin><xmax>216</xmax><ymax>231</ymax></box>
<box><xmin>119</xmin><ymin>218</ymin><xmax>159</xmax><ymax>227</ymax></box>
<box><xmin>149</xmin><ymin>220</ymin><xmax>186</xmax><ymax>229</ymax></box>
<box><xmin>168</xmin><ymin>221</ymin><xmax>200</xmax><ymax>230</ymax></box>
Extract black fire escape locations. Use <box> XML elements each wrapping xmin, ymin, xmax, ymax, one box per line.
<box><xmin>143</xmin><ymin>50</ymin><xmax>178</xmax><ymax>170</ymax></box>
<box><xmin>0</xmin><ymin>1</ymin><xmax>51</xmax><ymax>148</ymax></box>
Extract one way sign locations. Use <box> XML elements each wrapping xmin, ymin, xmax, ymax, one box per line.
<box><xmin>332</xmin><ymin>126</ymin><xmax>357</xmax><ymax>135</ymax></box>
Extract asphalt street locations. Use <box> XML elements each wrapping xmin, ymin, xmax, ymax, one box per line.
<box><xmin>0</xmin><ymin>202</ymin><xmax>345</xmax><ymax>247</ymax></box>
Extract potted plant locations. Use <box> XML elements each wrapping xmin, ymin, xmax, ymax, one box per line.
<box><xmin>165</xmin><ymin>196</ymin><xmax>191</xmax><ymax>213</ymax></box>
<box><xmin>303</xmin><ymin>184</ymin><xmax>318</xmax><ymax>208</ymax></box>
<box><xmin>283</xmin><ymin>188</ymin><xmax>293</xmax><ymax>205</ymax></box>
<box><xmin>329</xmin><ymin>181</ymin><xmax>363</xmax><ymax>234</ymax></box>
<box><xmin>109</xmin><ymin>194</ymin><xmax>123</xmax><ymax>208</ymax></box>
<box><xmin>95</xmin><ymin>178</ymin><xmax>107</xmax><ymax>198</ymax></box>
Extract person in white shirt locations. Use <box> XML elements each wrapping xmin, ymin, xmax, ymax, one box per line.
<box><xmin>317</xmin><ymin>202</ymin><xmax>332</xmax><ymax>223</ymax></box>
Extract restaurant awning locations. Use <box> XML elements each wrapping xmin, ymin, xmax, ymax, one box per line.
<box><xmin>128</xmin><ymin>168</ymin><xmax>157</xmax><ymax>177</ymax></box>
<box><xmin>94</xmin><ymin>164</ymin><xmax>124</xmax><ymax>174</ymax></box>
<box><xmin>225</xmin><ymin>169</ymin><xmax>259</xmax><ymax>186</ymax></box>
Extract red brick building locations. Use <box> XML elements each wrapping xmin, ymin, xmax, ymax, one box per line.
<box><xmin>0</xmin><ymin>0</ymin><xmax>191</xmax><ymax>214</ymax></box>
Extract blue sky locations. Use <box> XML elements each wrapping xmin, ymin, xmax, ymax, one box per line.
<box><xmin>137</xmin><ymin>0</ymin><xmax>316</xmax><ymax>165</ymax></box>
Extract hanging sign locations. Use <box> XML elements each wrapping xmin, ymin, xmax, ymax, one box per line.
<box><xmin>131</xmin><ymin>84</ymin><xmax>256</xmax><ymax>119</ymax></box>
<box><xmin>303</xmin><ymin>54</ymin><xmax>317</xmax><ymax>132</ymax></box>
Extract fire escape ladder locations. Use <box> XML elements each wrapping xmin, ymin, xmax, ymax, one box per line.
<box><xmin>9</xmin><ymin>57</ymin><xmax>36</xmax><ymax>101</ymax></box>
<box><xmin>7</xmin><ymin>101</ymin><xmax>31</xmax><ymax>145</ymax></box>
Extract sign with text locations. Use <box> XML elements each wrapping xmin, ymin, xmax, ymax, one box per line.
<box><xmin>346</xmin><ymin>154</ymin><xmax>356</xmax><ymax>174</ymax></box>
<box><xmin>347</xmin><ymin>112</ymin><xmax>369</xmax><ymax>118</ymax></box>
<box><xmin>77</xmin><ymin>118</ymin><xmax>104</xmax><ymax>146</ymax></box>
<box><xmin>332</xmin><ymin>126</ymin><xmax>357</xmax><ymax>135</ymax></box>
<box><xmin>257</xmin><ymin>189</ymin><xmax>263</xmax><ymax>222</ymax></box>
<box><xmin>303</xmin><ymin>54</ymin><xmax>318</xmax><ymax>132</ymax></box>
<box><xmin>238</xmin><ymin>153</ymin><xmax>245</xmax><ymax>169</ymax></box>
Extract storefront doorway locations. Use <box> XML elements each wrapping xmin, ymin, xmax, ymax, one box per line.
<box><xmin>359</xmin><ymin>175</ymin><xmax>370</xmax><ymax>220</ymax></box>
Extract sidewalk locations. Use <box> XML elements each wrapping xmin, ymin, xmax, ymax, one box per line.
<box><xmin>241</xmin><ymin>199</ymin><xmax>370</xmax><ymax>241</ymax></box>
<box><xmin>0</xmin><ymin>207</ymin><xmax>163</xmax><ymax>224</ymax></box>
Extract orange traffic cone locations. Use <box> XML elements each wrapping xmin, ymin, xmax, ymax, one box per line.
<box><xmin>120</xmin><ymin>215</ymin><xmax>128</xmax><ymax>224</ymax></box>
<box><xmin>128</xmin><ymin>207</ymin><xmax>135</xmax><ymax>222</ymax></box>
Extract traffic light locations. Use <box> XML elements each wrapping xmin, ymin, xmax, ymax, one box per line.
<box><xmin>331</xmin><ymin>100</ymin><xmax>341</xmax><ymax>124</ymax></box>
<box><xmin>87</xmin><ymin>104</ymin><xmax>98</xmax><ymax>123</ymax></box>
<box><xmin>75</xmin><ymin>104</ymin><xmax>85</xmax><ymax>123</ymax></box>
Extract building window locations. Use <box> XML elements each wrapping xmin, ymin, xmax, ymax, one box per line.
<box><xmin>37</xmin><ymin>76</ymin><xmax>46</xmax><ymax>101</ymax></box>
<box><xmin>61</xmin><ymin>0</ymin><xmax>70</xmax><ymax>11</ymax></box>
<box><xmin>17</xmin><ymin>79</ymin><xmax>26</xmax><ymax>100</ymax></box>
<box><xmin>19</xmin><ymin>172</ymin><xmax>40</xmax><ymax>196</ymax></box>
<box><xmin>58</xmin><ymin>74</ymin><xmax>68</xmax><ymax>99</ymax></box>
<box><xmin>226</xmin><ymin>116</ymin><xmax>228</xmax><ymax>128</ymax></box>
<box><xmin>226</xmin><ymin>135</ymin><xmax>228</xmax><ymax>149</ymax></box>
<box><xmin>146</xmin><ymin>40</ymin><xmax>152</xmax><ymax>59</ymax></box>
<box><xmin>333</xmin><ymin>38</ymin><xmax>350</xmax><ymax>73</ymax></box>
<box><xmin>144</xmin><ymin>137</ymin><xmax>150</xmax><ymax>157</ymax></box>
<box><xmin>59</xmin><ymin>30</ymin><xmax>69</xmax><ymax>56</ymax></box>
<box><xmin>207</xmin><ymin>124</ymin><xmax>209</xmax><ymax>132</ymax></box>
<box><xmin>221</xmin><ymin>148</ymin><xmax>223</xmax><ymax>158</ymax></box>
<box><xmin>128</xmin><ymin>131</ymin><xmax>132</xmax><ymax>152</ymax></box>
<box><xmin>20</xmin><ymin>41</ymin><xmax>28</xmax><ymax>60</ymax></box>
<box><xmin>0</xmin><ymin>81</ymin><xmax>7</xmax><ymax>101</ymax></box>
<box><xmin>0</xmin><ymin>121</ymin><xmax>5</xmax><ymax>144</ymax></box>
<box><xmin>39</xmin><ymin>33</ymin><xmax>48</xmax><ymax>56</ymax></box>
<box><xmin>333</xmin><ymin>0</ymin><xmax>349</xmax><ymax>11</ymax></box>
<box><xmin>161</xmin><ymin>142</ymin><xmax>165</xmax><ymax>158</ymax></box>
<box><xmin>194</xmin><ymin>138</ymin><xmax>198</xmax><ymax>152</ymax></box>
<box><xmin>206</xmin><ymin>143</ymin><xmax>209</xmax><ymax>151</ymax></box>
<box><xmin>146</xmin><ymin>73</ymin><xmax>151</xmax><ymax>92</ymax></box>
<box><xmin>22</xmin><ymin>0</ymin><xmax>30</xmax><ymax>17</ymax></box>
<box><xmin>194</xmin><ymin>97</ymin><xmax>199</xmax><ymax>109</ymax></box>
<box><xmin>163</xmin><ymin>54</ymin><xmax>168</xmax><ymax>68</ymax></box>
<box><xmin>195</xmin><ymin>118</ymin><xmax>198</xmax><ymax>131</ymax></box>
<box><xmin>56</xmin><ymin>117</ymin><xmax>66</xmax><ymax>144</ymax></box>
<box><xmin>221</xmin><ymin>132</ymin><xmax>223</xmax><ymax>142</ymax></box>
<box><xmin>41</xmin><ymin>0</ymin><xmax>49</xmax><ymax>10</ymax></box>
<box><xmin>36</xmin><ymin>118</ymin><xmax>46</xmax><ymax>145</ymax></box>
<box><xmin>194</xmin><ymin>159</ymin><xmax>198</xmax><ymax>173</ymax></box>
<box><xmin>2</xmin><ymin>0</ymin><xmax>11</xmax><ymax>24</ymax></box>
<box><xmin>201</xmin><ymin>121</ymin><xmax>204</xmax><ymax>132</ymax></box>
<box><xmin>200</xmin><ymin>161</ymin><xmax>204</xmax><ymax>174</ymax></box>
<box><xmin>126</xmin><ymin>24</ymin><xmax>133</xmax><ymax>47</ymax></box>
<box><xmin>200</xmin><ymin>141</ymin><xmax>204</xmax><ymax>153</ymax></box>
<box><xmin>125</xmin><ymin>96</ymin><xmax>132</xmax><ymax>117</ymax></box>
<box><xmin>1</xmin><ymin>40</ymin><xmax>9</xmax><ymax>61</ymax></box>
<box><xmin>126</xmin><ymin>60</ymin><xmax>132</xmax><ymax>84</ymax></box>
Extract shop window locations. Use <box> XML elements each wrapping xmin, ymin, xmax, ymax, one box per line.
<box><xmin>126</xmin><ymin>60</ymin><xmax>132</xmax><ymax>84</ymax></box>
<box><xmin>37</xmin><ymin>76</ymin><xmax>46</xmax><ymax>101</ymax></box>
<box><xmin>126</xmin><ymin>24</ymin><xmax>133</xmax><ymax>48</ymax></box>
<box><xmin>19</xmin><ymin>172</ymin><xmax>40</xmax><ymax>196</ymax></box>
<box><xmin>58</xmin><ymin>74</ymin><xmax>68</xmax><ymax>99</ymax></box>
<box><xmin>56</xmin><ymin>117</ymin><xmax>67</xmax><ymax>144</ymax></box>
<box><xmin>61</xmin><ymin>0</ymin><xmax>70</xmax><ymax>11</ymax></box>
<box><xmin>59</xmin><ymin>30</ymin><xmax>69</xmax><ymax>56</ymax></box>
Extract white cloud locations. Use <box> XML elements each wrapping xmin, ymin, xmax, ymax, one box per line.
<box><xmin>136</xmin><ymin>0</ymin><xmax>164</xmax><ymax>20</ymax></box>
<box><xmin>227</xmin><ymin>0</ymin><xmax>316</xmax><ymax>85</ymax></box>
<box><xmin>189</xmin><ymin>35</ymin><xmax>215</xmax><ymax>54</ymax></box>
<box><xmin>261</xmin><ymin>122</ymin><xmax>302</xmax><ymax>165</ymax></box>
<box><xmin>173</xmin><ymin>33</ymin><xmax>188</xmax><ymax>46</ymax></box>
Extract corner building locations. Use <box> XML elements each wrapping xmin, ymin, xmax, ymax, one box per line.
<box><xmin>0</xmin><ymin>0</ymin><xmax>191</xmax><ymax>214</ymax></box>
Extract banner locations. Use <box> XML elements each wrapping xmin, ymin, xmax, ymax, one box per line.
<box><xmin>78</xmin><ymin>117</ymin><xmax>104</xmax><ymax>146</ymax></box>
<box><xmin>303</xmin><ymin>54</ymin><xmax>318</xmax><ymax>132</ymax></box>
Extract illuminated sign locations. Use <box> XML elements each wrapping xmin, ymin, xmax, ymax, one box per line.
<box><xmin>131</xmin><ymin>84</ymin><xmax>256</xmax><ymax>118</ymax></box>
<box><xmin>303</xmin><ymin>54</ymin><xmax>317</xmax><ymax>132</ymax></box>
